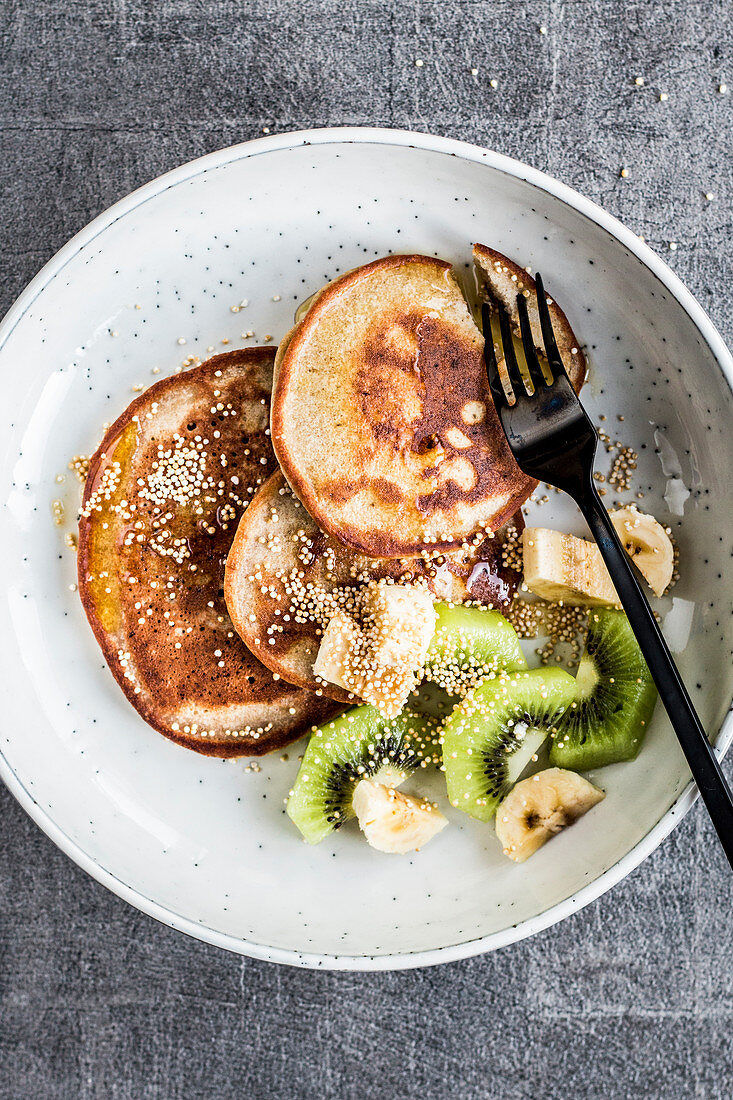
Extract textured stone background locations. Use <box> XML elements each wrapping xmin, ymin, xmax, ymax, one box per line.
<box><xmin>1</xmin><ymin>1</ymin><xmax>732</xmax><ymax>1097</ymax></box>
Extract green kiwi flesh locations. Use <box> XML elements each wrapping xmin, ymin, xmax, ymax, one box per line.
<box><xmin>550</xmin><ymin>608</ymin><xmax>657</xmax><ymax>770</ymax></box>
<box><xmin>286</xmin><ymin>705</ymin><xmax>441</xmax><ymax>844</ymax></box>
<box><xmin>441</xmin><ymin>667</ymin><xmax>577</xmax><ymax>822</ymax></box>
<box><xmin>423</xmin><ymin>603</ymin><xmax>526</xmax><ymax>695</ymax></box>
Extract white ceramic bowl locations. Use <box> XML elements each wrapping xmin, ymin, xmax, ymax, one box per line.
<box><xmin>1</xmin><ymin>128</ymin><xmax>731</xmax><ymax>970</ymax></box>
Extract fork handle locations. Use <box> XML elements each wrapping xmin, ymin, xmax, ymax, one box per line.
<box><xmin>575</xmin><ymin>482</ymin><xmax>733</xmax><ymax>868</ymax></box>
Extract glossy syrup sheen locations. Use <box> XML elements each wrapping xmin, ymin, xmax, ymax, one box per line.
<box><xmin>84</xmin><ymin>421</ymin><xmax>139</xmax><ymax>635</ymax></box>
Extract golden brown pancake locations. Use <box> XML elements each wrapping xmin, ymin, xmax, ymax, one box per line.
<box><xmin>473</xmin><ymin>244</ymin><xmax>587</xmax><ymax>390</ymax></box>
<box><xmin>224</xmin><ymin>470</ymin><xmax>523</xmax><ymax>699</ymax></box>
<box><xmin>77</xmin><ymin>348</ymin><xmax>341</xmax><ymax>757</ymax></box>
<box><xmin>271</xmin><ymin>254</ymin><xmax>536</xmax><ymax>558</ymax></box>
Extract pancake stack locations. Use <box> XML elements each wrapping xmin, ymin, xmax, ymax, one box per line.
<box><xmin>78</xmin><ymin>248</ymin><xmax>585</xmax><ymax>755</ymax></box>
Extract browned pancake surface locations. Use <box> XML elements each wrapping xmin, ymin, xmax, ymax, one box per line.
<box><xmin>473</xmin><ymin>244</ymin><xmax>587</xmax><ymax>390</ymax></box>
<box><xmin>224</xmin><ymin>470</ymin><xmax>523</xmax><ymax>698</ymax></box>
<box><xmin>272</xmin><ymin>255</ymin><xmax>535</xmax><ymax>558</ymax></box>
<box><xmin>77</xmin><ymin>349</ymin><xmax>341</xmax><ymax>756</ymax></box>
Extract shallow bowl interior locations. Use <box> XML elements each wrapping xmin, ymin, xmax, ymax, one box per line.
<box><xmin>1</xmin><ymin>130</ymin><xmax>731</xmax><ymax>968</ymax></box>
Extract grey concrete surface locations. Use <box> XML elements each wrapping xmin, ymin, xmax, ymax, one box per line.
<box><xmin>1</xmin><ymin>1</ymin><xmax>732</xmax><ymax>1097</ymax></box>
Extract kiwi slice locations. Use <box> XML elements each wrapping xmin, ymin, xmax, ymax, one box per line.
<box><xmin>286</xmin><ymin>705</ymin><xmax>441</xmax><ymax>844</ymax></box>
<box><xmin>550</xmin><ymin>608</ymin><xmax>657</xmax><ymax>771</ymax></box>
<box><xmin>423</xmin><ymin>603</ymin><xmax>526</xmax><ymax>696</ymax></box>
<box><xmin>441</xmin><ymin>667</ymin><xmax>577</xmax><ymax>822</ymax></box>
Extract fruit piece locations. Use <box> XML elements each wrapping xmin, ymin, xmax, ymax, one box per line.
<box><xmin>352</xmin><ymin>780</ymin><xmax>448</xmax><ymax>854</ymax></box>
<box><xmin>441</xmin><ymin>667</ymin><xmax>577</xmax><ymax>822</ymax></box>
<box><xmin>286</xmin><ymin>706</ymin><xmax>441</xmax><ymax>844</ymax></box>
<box><xmin>362</xmin><ymin>581</ymin><xmax>437</xmax><ymax>669</ymax></box>
<box><xmin>423</xmin><ymin>602</ymin><xmax>527</xmax><ymax>696</ymax></box>
<box><xmin>610</xmin><ymin>507</ymin><xmax>674</xmax><ymax>597</ymax></box>
<box><xmin>495</xmin><ymin>767</ymin><xmax>605</xmax><ymax>863</ymax></box>
<box><xmin>550</xmin><ymin>608</ymin><xmax>657</xmax><ymax>770</ymax></box>
<box><xmin>522</xmin><ymin>527</ymin><xmax>620</xmax><ymax>606</ymax></box>
<box><xmin>312</xmin><ymin>581</ymin><xmax>436</xmax><ymax>718</ymax></box>
<box><xmin>312</xmin><ymin>610</ymin><xmax>362</xmax><ymax>693</ymax></box>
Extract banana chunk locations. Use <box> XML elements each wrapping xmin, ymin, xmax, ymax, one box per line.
<box><xmin>312</xmin><ymin>611</ymin><xmax>362</xmax><ymax>693</ymax></box>
<box><xmin>610</xmin><ymin>506</ymin><xmax>674</xmax><ymax>597</ymax></box>
<box><xmin>522</xmin><ymin>528</ymin><xmax>620</xmax><ymax>606</ymax></box>
<box><xmin>313</xmin><ymin>581</ymin><xmax>437</xmax><ymax>718</ymax></box>
<box><xmin>496</xmin><ymin>767</ymin><xmax>605</xmax><ymax>863</ymax></box>
<box><xmin>361</xmin><ymin>581</ymin><xmax>437</xmax><ymax>669</ymax></box>
<box><xmin>352</xmin><ymin>780</ymin><xmax>448</xmax><ymax>854</ymax></box>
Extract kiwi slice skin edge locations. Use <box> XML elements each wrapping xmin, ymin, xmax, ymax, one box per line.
<box><xmin>424</xmin><ymin>603</ymin><xmax>526</xmax><ymax>691</ymax></box>
<box><xmin>286</xmin><ymin>705</ymin><xmax>440</xmax><ymax>844</ymax></box>
<box><xmin>550</xmin><ymin>608</ymin><xmax>657</xmax><ymax>771</ymax></box>
<box><xmin>441</xmin><ymin>667</ymin><xmax>577</xmax><ymax>823</ymax></box>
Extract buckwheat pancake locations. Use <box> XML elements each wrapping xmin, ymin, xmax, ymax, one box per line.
<box><xmin>77</xmin><ymin>348</ymin><xmax>341</xmax><ymax>757</ymax></box>
<box><xmin>271</xmin><ymin>254</ymin><xmax>536</xmax><ymax>558</ymax></box>
<box><xmin>473</xmin><ymin>243</ymin><xmax>586</xmax><ymax>390</ymax></box>
<box><xmin>224</xmin><ymin>469</ymin><xmax>523</xmax><ymax>699</ymax></box>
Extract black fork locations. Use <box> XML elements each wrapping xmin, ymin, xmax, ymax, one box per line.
<box><xmin>483</xmin><ymin>279</ymin><xmax>733</xmax><ymax>868</ymax></box>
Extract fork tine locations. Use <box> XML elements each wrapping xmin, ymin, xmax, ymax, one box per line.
<box><xmin>497</xmin><ymin>305</ymin><xmax>525</xmax><ymax>396</ymax></box>
<box><xmin>481</xmin><ymin>305</ymin><xmax>508</xmax><ymax>407</ymax></box>
<box><xmin>534</xmin><ymin>272</ymin><xmax>563</xmax><ymax>367</ymax></box>
<box><xmin>516</xmin><ymin>293</ymin><xmax>546</xmax><ymax>393</ymax></box>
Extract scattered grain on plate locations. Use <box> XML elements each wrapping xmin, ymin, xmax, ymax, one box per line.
<box><xmin>659</xmin><ymin>92</ymin><xmax>669</xmax><ymax>101</ymax></box>
<box><xmin>489</xmin><ymin>78</ymin><xmax>498</xmax><ymax>88</ymax></box>
<box><xmin>608</xmin><ymin>443</ymin><xmax>638</xmax><ymax>492</ymax></box>
<box><xmin>69</xmin><ymin>454</ymin><xmax>91</xmax><ymax>482</ymax></box>
<box><xmin>415</xmin><ymin>59</ymin><xmax>424</xmax><ymax>67</ymax></box>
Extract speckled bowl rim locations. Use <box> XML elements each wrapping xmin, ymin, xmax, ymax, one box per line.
<box><xmin>1</xmin><ymin>126</ymin><xmax>731</xmax><ymax>971</ymax></box>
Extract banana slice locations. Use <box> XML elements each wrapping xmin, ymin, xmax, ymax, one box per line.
<box><xmin>522</xmin><ymin>528</ymin><xmax>620</xmax><ymax>606</ymax></box>
<box><xmin>312</xmin><ymin>581</ymin><xmax>437</xmax><ymax>718</ymax></box>
<box><xmin>610</xmin><ymin>507</ymin><xmax>674</xmax><ymax>597</ymax></box>
<box><xmin>495</xmin><ymin>767</ymin><xmax>604</xmax><ymax>863</ymax></box>
<box><xmin>352</xmin><ymin>780</ymin><xmax>448</xmax><ymax>854</ymax></box>
<box><xmin>312</xmin><ymin>610</ymin><xmax>362</xmax><ymax>693</ymax></box>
